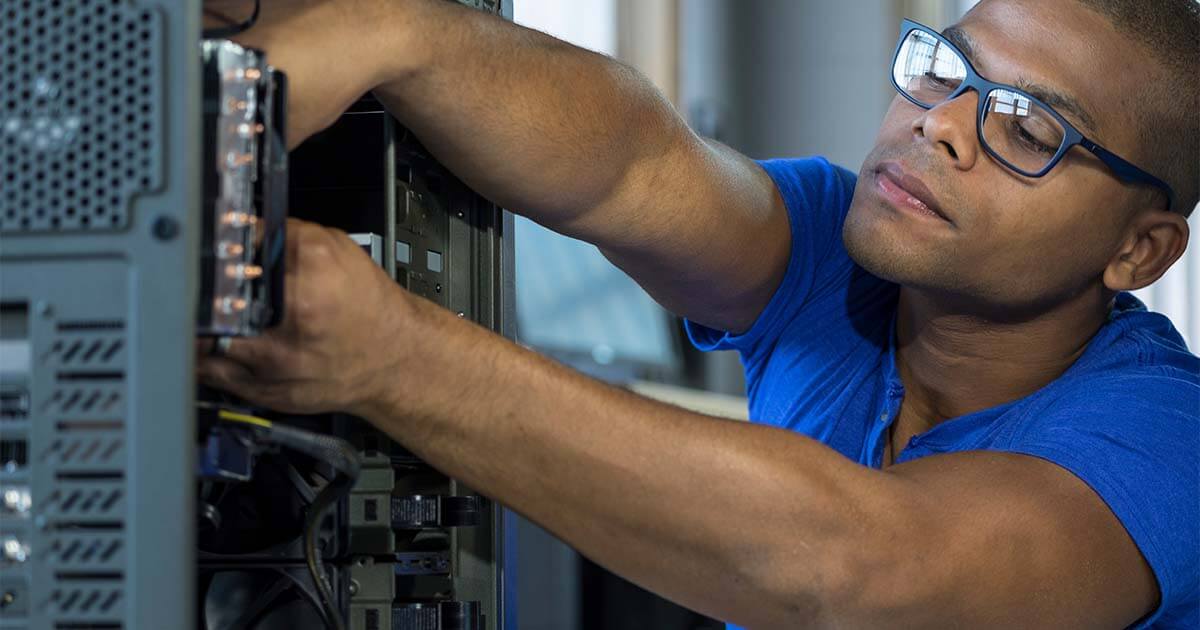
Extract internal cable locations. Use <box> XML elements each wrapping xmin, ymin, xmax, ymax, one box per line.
<box><xmin>303</xmin><ymin>469</ymin><xmax>355</xmax><ymax>630</ymax></box>
<box><xmin>216</xmin><ymin>409</ymin><xmax>272</xmax><ymax>429</ymax></box>
<box><xmin>214</xmin><ymin>408</ymin><xmax>361</xmax><ymax>630</ymax></box>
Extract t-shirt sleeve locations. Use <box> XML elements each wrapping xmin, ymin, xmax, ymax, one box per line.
<box><xmin>684</xmin><ymin>156</ymin><xmax>858</xmax><ymax>359</ymax></box>
<box><xmin>1000</xmin><ymin>373</ymin><xmax>1200</xmax><ymax>627</ymax></box>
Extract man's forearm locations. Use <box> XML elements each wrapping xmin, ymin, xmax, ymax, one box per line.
<box><xmin>359</xmin><ymin>292</ymin><xmax>900</xmax><ymax>628</ymax></box>
<box><xmin>364</xmin><ymin>0</ymin><xmax>694</xmax><ymax>242</ymax></box>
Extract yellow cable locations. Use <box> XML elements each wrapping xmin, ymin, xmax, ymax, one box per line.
<box><xmin>217</xmin><ymin>409</ymin><xmax>273</xmax><ymax>428</ymax></box>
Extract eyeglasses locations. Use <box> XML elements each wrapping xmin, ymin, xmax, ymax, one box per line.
<box><xmin>890</xmin><ymin>19</ymin><xmax>1176</xmax><ymax>211</ymax></box>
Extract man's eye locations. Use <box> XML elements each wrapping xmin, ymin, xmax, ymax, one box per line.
<box><xmin>1014</xmin><ymin>122</ymin><xmax>1058</xmax><ymax>156</ymax></box>
<box><xmin>922</xmin><ymin>72</ymin><xmax>958</xmax><ymax>90</ymax></box>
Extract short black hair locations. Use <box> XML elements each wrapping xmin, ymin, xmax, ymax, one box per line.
<box><xmin>1076</xmin><ymin>0</ymin><xmax>1200</xmax><ymax>216</ymax></box>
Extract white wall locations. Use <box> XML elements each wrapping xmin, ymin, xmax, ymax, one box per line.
<box><xmin>513</xmin><ymin>0</ymin><xmax>616</xmax><ymax>54</ymax></box>
<box><xmin>1136</xmin><ymin>210</ymin><xmax>1200</xmax><ymax>349</ymax></box>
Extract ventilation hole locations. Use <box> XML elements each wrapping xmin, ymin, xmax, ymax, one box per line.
<box><xmin>80</xmin><ymin>339</ymin><xmax>104</xmax><ymax>362</ymax></box>
<box><xmin>99</xmin><ymin>439</ymin><xmax>120</xmax><ymax>461</ymax></box>
<box><xmin>99</xmin><ymin>489</ymin><xmax>120</xmax><ymax>511</ymax></box>
<box><xmin>99</xmin><ymin>590</ymin><xmax>120</xmax><ymax>611</ymax></box>
<box><xmin>60</xmin><ymin>590</ymin><xmax>80</xmax><ymax>611</ymax></box>
<box><xmin>60</xmin><ymin>439</ymin><xmax>81</xmax><ymax>461</ymax></box>
<box><xmin>78</xmin><ymin>489</ymin><xmax>100</xmax><ymax>511</ymax></box>
<box><xmin>60</xmin><ymin>540</ymin><xmax>82</xmax><ymax>561</ymax></box>
<box><xmin>79</xmin><ymin>540</ymin><xmax>101</xmax><ymax>562</ymax></box>
<box><xmin>61</xmin><ymin>339</ymin><xmax>84</xmax><ymax>362</ymax></box>
<box><xmin>79</xmin><ymin>590</ymin><xmax>100</xmax><ymax>611</ymax></box>
<box><xmin>61</xmin><ymin>490</ymin><xmax>81</xmax><ymax>511</ymax></box>
<box><xmin>61</xmin><ymin>389</ymin><xmax>83</xmax><ymax>412</ymax></box>
<box><xmin>80</xmin><ymin>390</ymin><xmax>101</xmax><ymax>412</ymax></box>
<box><xmin>99</xmin><ymin>540</ymin><xmax>120</xmax><ymax>561</ymax></box>
<box><xmin>78</xmin><ymin>438</ymin><xmax>101</xmax><ymax>461</ymax></box>
<box><xmin>100</xmin><ymin>338</ymin><xmax>122</xmax><ymax>357</ymax></box>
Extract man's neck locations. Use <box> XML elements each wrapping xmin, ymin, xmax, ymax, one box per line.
<box><xmin>894</xmin><ymin>286</ymin><xmax>1113</xmax><ymax>429</ymax></box>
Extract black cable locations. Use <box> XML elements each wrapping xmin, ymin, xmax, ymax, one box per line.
<box><xmin>202</xmin><ymin>0</ymin><xmax>262</xmax><ymax>39</ymax></box>
<box><xmin>304</xmin><ymin>471</ymin><xmax>355</xmax><ymax>630</ymax></box>
<box><xmin>212</xmin><ymin>410</ymin><xmax>361</xmax><ymax>630</ymax></box>
<box><xmin>270</xmin><ymin>425</ymin><xmax>361</xmax><ymax>630</ymax></box>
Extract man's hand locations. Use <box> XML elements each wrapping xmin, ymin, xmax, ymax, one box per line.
<box><xmin>197</xmin><ymin>218</ymin><xmax>411</xmax><ymax>415</ymax></box>
<box><xmin>203</xmin><ymin>0</ymin><xmax>399</xmax><ymax>147</ymax></box>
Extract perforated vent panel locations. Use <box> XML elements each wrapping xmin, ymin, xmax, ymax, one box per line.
<box><xmin>0</xmin><ymin>0</ymin><xmax>163</xmax><ymax>233</ymax></box>
<box><xmin>38</xmin><ymin>318</ymin><xmax>130</xmax><ymax>627</ymax></box>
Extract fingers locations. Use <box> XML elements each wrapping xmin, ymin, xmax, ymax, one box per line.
<box><xmin>284</xmin><ymin>217</ymin><xmax>322</xmax><ymax>270</ymax></box>
<box><xmin>194</xmin><ymin>332</ymin><xmax>285</xmax><ymax>375</ymax></box>
<box><xmin>196</xmin><ymin>356</ymin><xmax>258</xmax><ymax>400</ymax></box>
<box><xmin>194</xmin><ymin>338</ymin><xmax>216</xmax><ymax>357</ymax></box>
<box><xmin>215</xmin><ymin>335</ymin><xmax>258</xmax><ymax>366</ymax></box>
<box><xmin>195</xmin><ymin>335</ymin><xmax>295</xmax><ymax>409</ymax></box>
<box><xmin>220</xmin><ymin>333</ymin><xmax>303</xmax><ymax>375</ymax></box>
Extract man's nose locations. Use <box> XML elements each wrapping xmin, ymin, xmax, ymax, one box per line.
<box><xmin>911</xmin><ymin>91</ymin><xmax>980</xmax><ymax>172</ymax></box>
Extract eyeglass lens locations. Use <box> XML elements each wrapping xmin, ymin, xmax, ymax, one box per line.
<box><xmin>893</xmin><ymin>29</ymin><xmax>1068</xmax><ymax>175</ymax></box>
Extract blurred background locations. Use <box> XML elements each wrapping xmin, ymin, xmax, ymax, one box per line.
<box><xmin>508</xmin><ymin>1</ymin><xmax>1200</xmax><ymax>629</ymax></box>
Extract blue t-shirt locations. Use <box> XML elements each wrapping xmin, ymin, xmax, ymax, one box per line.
<box><xmin>686</xmin><ymin>157</ymin><xmax>1200</xmax><ymax>628</ymax></box>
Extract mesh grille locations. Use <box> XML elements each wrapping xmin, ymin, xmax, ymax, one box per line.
<box><xmin>0</xmin><ymin>0</ymin><xmax>163</xmax><ymax>233</ymax></box>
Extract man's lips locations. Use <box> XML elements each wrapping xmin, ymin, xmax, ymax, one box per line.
<box><xmin>875</xmin><ymin>162</ymin><xmax>952</xmax><ymax>224</ymax></box>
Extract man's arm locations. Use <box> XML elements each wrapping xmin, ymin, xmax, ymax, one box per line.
<box><xmin>362</xmin><ymin>295</ymin><xmax>1158</xmax><ymax>629</ymax></box>
<box><xmin>201</xmin><ymin>222</ymin><xmax>1158</xmax><ymax>628</ymax></box>
<box><xmin>225</xmin><ymin>0</ymin><xmax>789</xmax><ymax>333</ymax></box>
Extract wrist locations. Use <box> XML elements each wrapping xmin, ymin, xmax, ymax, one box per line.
<box><xmin>350</xmin><ymin>288</ymin><xmax>454</xmax><ymax>423</ymax></box>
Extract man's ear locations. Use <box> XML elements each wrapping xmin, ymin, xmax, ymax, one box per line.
<box><xmin>1103</xmin><ymin>209</ymin><xmax>1189</xmax><ymax>291</ymax></box>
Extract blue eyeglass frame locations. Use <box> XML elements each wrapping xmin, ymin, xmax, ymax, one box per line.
<box><xmin>891</xmin><ymin>19</ymin><xmax>1176</xmax><ymax>211</ymax></box>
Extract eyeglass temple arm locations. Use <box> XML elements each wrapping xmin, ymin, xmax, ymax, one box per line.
<box><xmin>1080</xmin><ymin>139</ymin><xmax>1176</xmax><ymax>210</ymax></box>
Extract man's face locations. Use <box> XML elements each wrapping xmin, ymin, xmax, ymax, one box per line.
<box><xmin>844</xmin><ymin>0</ymin><xmax>1163</xmax><ymax>315</ymax></box>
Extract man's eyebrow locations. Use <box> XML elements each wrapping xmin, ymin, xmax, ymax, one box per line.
<box><xmin>941</xmin><ymin>25</ymin><xmax>1100</xmax><ymax>137</ymax></box>
<box><xmin>1014</xmin><ymin>80</ymin><xmax>1100</xmax><ymax>137</ymax></box>
<box><xmin>942</xmin><ymin>26</ymin><xmax>982</xmax><ymax>68</ymax></box>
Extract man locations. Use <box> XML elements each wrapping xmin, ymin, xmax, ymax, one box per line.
<box><xmin>198</xmin><ymin>0</ymin><xmax>1199</xmax><ymax>626</ymax></box>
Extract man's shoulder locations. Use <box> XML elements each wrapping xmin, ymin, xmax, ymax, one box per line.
<box><xmin>1070</xmin><ymin>292</ymin><xmax>1200</xmax><ymax>391</ymax></box>
<box><xmin>756</xmin><ymin>156</ymin><xmax>859</xmax><ymax>214</ymax></box>
<box><xmin>1012</xmin><ymin>311</ymin><xmax>1198</xmax><ymax>445</ymax></box>
<box><xmin>687</xmin><ymin>156</ymin><xmax>880</xmax><ymax>359</ymax></box>
<box><xmin>999</xmin><ymin>311</ymin><xmax>1200</xmax><ymax>628</ymax></box>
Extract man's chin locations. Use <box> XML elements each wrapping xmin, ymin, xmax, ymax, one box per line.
<box><xmin>842</xmin><ymin>202</ymin><xmax>954</xmax><ymax>291</ymax></box>
<box><xmin>842</xmin><ymin>207</ymin><xmax>1026</xmax><ymax>318</ymax></box>
<box><xmin>842</xmin><ymin>202</ymin><xmax>912</xmax><ymax>284</ymax></box>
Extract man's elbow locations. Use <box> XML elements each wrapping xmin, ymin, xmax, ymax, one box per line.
<box><xmin>735</xmin><ymin>507</ymin><xmax>934</xmax><ymax>628</ymax></box>
<box><xmin>755</xmin><ymin>552</ymin><xmax>935</xmax><ymax>628</ymax></box>
<box><xmin>728</xmin><ymin>531</ymin><xmax>892</xmax><ymax>628</ymax></box>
